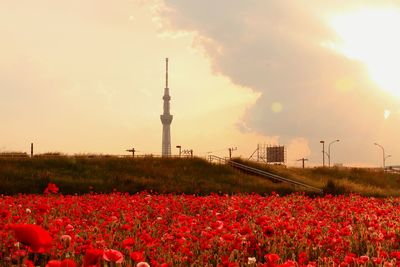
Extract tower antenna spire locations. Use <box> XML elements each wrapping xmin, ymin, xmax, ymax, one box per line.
<box><xmin>166</xmin><ymin>58</ymin><xmax>168</xmax><ymax>88</ymax></box>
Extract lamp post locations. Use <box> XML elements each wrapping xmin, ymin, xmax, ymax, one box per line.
<box><xmin>328</xmin><ymin>139</ymin><xmax>340</xmax><ymax>167</ymax></box>
<box><xmin>374</xmin><ymin>142</ymin><xmax>388</xmax><ymax>169</ymax></box>
<box><xmin>320</xmin><ymin>141</ymin><xmax>325</xmax><ymax>167</ymax></box>
<box><xmin>228</xmin><ymin>147</ymin><xmax>237</xmax><ymax>159</ymax></box>
<box><xmin>176</xmin><ymin>145</ymin><xmax>181</xmax><ymax>157</ymax></box>
<box><xmin>385</xmin><ymin>155</ymin><xmax>392</xmax><ymax>167</ymax></box>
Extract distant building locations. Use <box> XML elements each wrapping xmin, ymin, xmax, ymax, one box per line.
<box><xmin>160</xmin><ymin>58</ymin><xmax>173</xmax><ymax>157</ymax></box>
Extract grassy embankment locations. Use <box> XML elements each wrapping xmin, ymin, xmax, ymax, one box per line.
<box><xmin>232</xmin><ymin>158</ymin><xmax>400</xmax><ymax>197</ymax></box>
<box><xmin>0</xmin><ymin>156</ymin><xmax>298</xmax><ymax>195</ymax></box>
<box><xmin>0</xmin><ymin>156</ymin><xmax>399</xmax><ymax>196</ymax></box>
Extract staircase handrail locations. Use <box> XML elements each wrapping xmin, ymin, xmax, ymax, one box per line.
<box><xmin>208</xmin><ymin>155</ymin><xmax>323</xmax><ymax>193</ymax></box>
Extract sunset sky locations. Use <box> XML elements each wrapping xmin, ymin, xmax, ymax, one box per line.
<box><xmin>1</xmin><ymin>0</ymin><xmax>400</xmax><ymax>167</ymax></box>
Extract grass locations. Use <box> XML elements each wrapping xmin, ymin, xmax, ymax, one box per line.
<box><xmin>0</xmin><ymin>156</ymin><xmax>399</xmax><ymax>196</ymax></box>
<box><xmin>0</xmin><ymin>156</ymin><xmax>297</xmax><ymax>195</ymax></box>
<box><xmin>232</xmin><ymin>158</ymin><xmax>400</xmax><ymax>197</ymax></box>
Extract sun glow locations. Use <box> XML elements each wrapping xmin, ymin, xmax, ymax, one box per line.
<box><xmin>329</xmin><ymin>8</ymin><xmax>400</xmax><ymax>97</ymax></box>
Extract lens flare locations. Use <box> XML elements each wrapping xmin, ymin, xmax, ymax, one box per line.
<box><xmin>271</xmin><ymin>102</ymin><xmax>283</xmax><ymax>113</ymax></box>
<box><xmin>384</xmin><ymin>109</ymin><xmax>391</xmax><ymax>119</ymax></box>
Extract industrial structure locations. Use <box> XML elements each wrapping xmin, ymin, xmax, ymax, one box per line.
<box><xmin>248</xmin><ymin>144</ymin><xmax>286</xmax><ymax>164</ymax></box>
<box><xmin>160</xmin><ymin>58</ymin><xmax>173</xmax><ymax>157</ymax></box>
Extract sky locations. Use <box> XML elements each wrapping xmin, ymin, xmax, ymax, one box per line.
<box><xmin>1</xmin><ymin>0</ymin><xmax>400</xmax><ymax>167</ymax></box>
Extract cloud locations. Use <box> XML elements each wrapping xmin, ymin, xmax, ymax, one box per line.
<box><xmin>0</xmin><ymin>0</ymin><xmax>266</xmax><ymax>156</ymax></box>
<box><xmin>160</xmin><ymin>0</ymin><xmax>400</xmax><ymax>165</ymax></box>
<box><xmin>2</xmin><ymin>0</ymin><xmax>399</xmax><ymax>165</ymax></box>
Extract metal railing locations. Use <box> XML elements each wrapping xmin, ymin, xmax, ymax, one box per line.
<box><xmin>209</xmin><ymin>155</ymin><xmax>323</xmax><ymax>193</ymax></box>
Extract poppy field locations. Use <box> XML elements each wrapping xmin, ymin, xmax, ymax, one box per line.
<box><xmin>1</xmin><ymin>186</ymin><xmax>400</xmax><ymax>266</ymax></box>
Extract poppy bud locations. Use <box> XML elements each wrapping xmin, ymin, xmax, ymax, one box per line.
<box><xmin>137</xmin><ymin>262</ymin><xmax>151</xmax><ymax>267</ymax></box>
<box><xmin>60</xmin><ymin>235</ymin><xmax>71</xmax><ymax>248</ymax></box>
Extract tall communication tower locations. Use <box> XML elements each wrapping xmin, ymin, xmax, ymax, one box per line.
<box><xmin>160</xmin><ymin>58</ymin><xmax>173</xmax><ymax>157</ymax></box>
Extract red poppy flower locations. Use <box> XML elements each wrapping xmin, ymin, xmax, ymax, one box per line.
<box><xmin>60</xmin><ymin>259</ymin><xmax>77</xmax><ymax>267</ymax></box>
<box><xmin>389</xmin><ymin>251</ymin><xmax>400</xmax><ymax>260</ymax></box>
<box><xmin>263</xmin><ymin>225</ymin><xmax>275</xmax><ymax>237</ymax></box>
<box><xmin>3</xmin><ymin>191</ymin><xmax>400</xmax><ymax>266</ymax></box>
<box><xmin>83</xmin><ymin>248</ymin><xmax>103</xmax><ymax>267</ymax></box>
<box><xmin>344</xmin><ymin>253</ymin><xmax>357</xmax><ymax>264</ymax></box>
<box><xmin>46</xmin><ymin>260</ymin><xmax>61</xmax><ymax>267</ymax></box>
<box><xmin>130</xmin><ymin>251</ymin><xmax>145</xmax><ymax>262</ymax></box>
<box><xmin>24</xmin><ymin>259</ymin><xmax>35</xmax><ymax>267</ymax></box>
<box><xmin>265</xmin><ymin>253</ymin><xmax>280</xmax><ymax>266</ymax></box>
<box><xmin>372</xmin><ymin>257</ymin><xmax>383</xmax><ymax>264</ymax></box>
<box><xmin>44</xmin><ymin>183</ymin><xmax>59</xmax><ymax>194</ymax></box>
<box><xmin>357</xmin><ymin>255</ymin><xmax>369</xmax><ymax>264</ymax></box>
<box><xmin>9</xmin><ymin>224</ymin><xmax>53</xmax><ymax>252</ymax></box>
<box><xmin>298</xmin><ymin>252</ymin><xmax>308</xmax><ymax>265</ymax></box>
<box><xmin>280</xmin><ymin>260</ymin><xmax>296</xmax><ymax>267</ymax></box>
<box><xmin>122</xmin><ymin>237</ymin><xmax>135</xmax><ymax>248</ymax></box>
<box><xmin>0</xmin><ymin>209</ymin><xmax>10</xmax><ymax>219</ymax></box>
<box><xmin>103</xmin><ymin>249</ymin><xmax>124</xmax><ymax>264</ymax></box>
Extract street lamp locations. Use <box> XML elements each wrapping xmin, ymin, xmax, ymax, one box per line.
<box><xmin>320</xmin><ymin>141</ymin><xmax>325</xmax><ymax>167</ymax></box>
<box><xmin>374</xmin><ymin>142</ymin><xmax>388</xmax><ymax>169</ymax></box>
<box><xmin>176</xmin><ymin>145</ymin><xmax>182</xmax><ymax>157</ymax></box>
<box><xmin>328</xmin><ymin>139</ymin><xmax>340</xmax><ymax>167</ymax></box>
<box><xmin>228</xmin><ymin>147</ymin><xmax>237</xmax><ymax>159</ymax></box>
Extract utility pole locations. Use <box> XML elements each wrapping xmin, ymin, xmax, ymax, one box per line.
<box><xmin>257</xmin><ymin>144</ymin><xmax>260</xmax><ymax>162</ymax></box>
<box><xmin>126</xmin><ymin>148</ymin><xmax>136</xmax><ymax>157</ymax></box>
<box><xmin>320</xmin><ymin>140</ymin><xmax>325</xmax><ymax>167</ymax></box>
<box><xmin>30</xmin><ymin>143</ymin><xmax>34</xmax><ymax>158</ymax></box>
<box><xmin>228</xmin><ymin>147</ymin><xmax>237</xmax><ymax>159</ymax></box>
<box><xmin>328</xmin><ymin>139</ymin><xmax>340</xmax><ymax>167</ymax></box>
<box><xmin>297</xmin><ymin>158</ymin><xmax>308</xmax><ymax>169</ymax></box>
<box><xmin>374</xmin><ymin>143</ymin><xmax>390</xmax><ymax>169</ymax></box>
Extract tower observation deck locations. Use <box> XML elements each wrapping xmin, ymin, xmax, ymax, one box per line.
<box><xmin>160</xmin><ymin>58</ymin><xmax>173</xmax><ymax>157</ymax></box>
